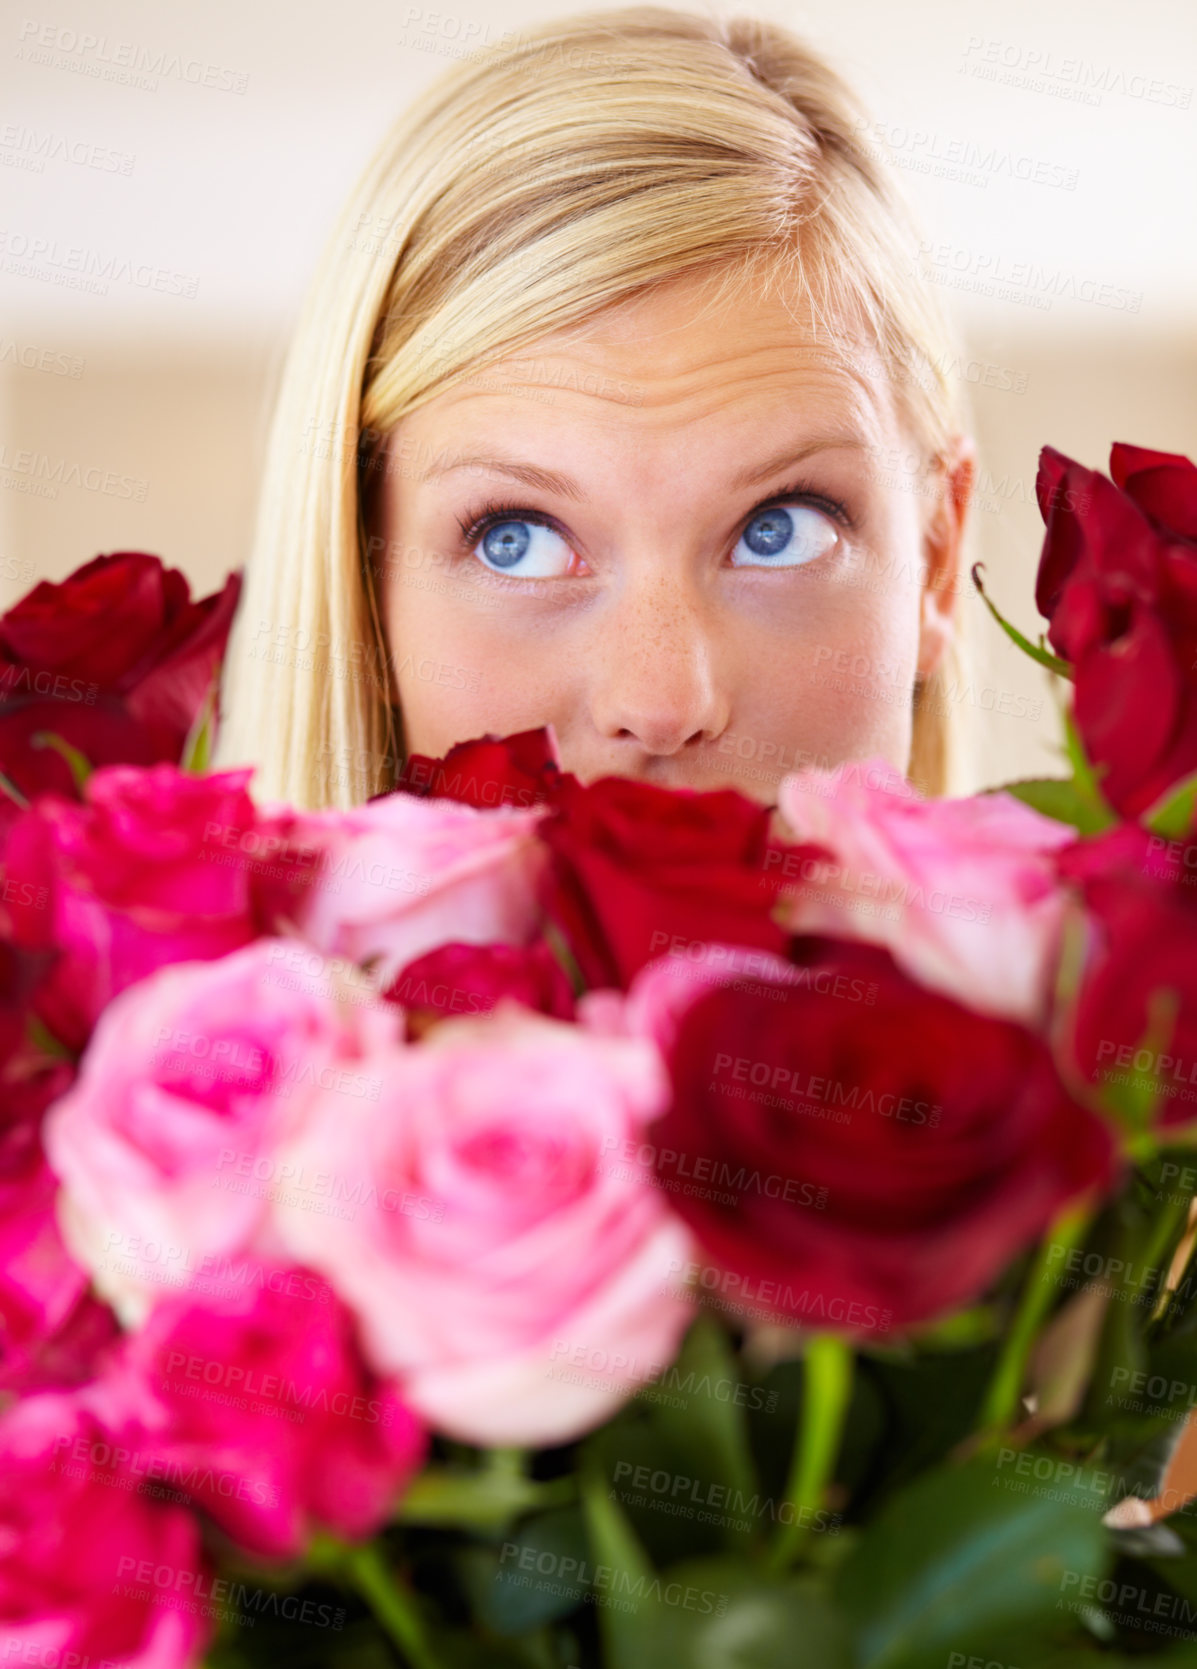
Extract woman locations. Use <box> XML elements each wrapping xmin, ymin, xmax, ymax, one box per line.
<box><xmin>215</xmin><ymin>5</ymin><xmax>976</xmax><ymax>810</ymax></box>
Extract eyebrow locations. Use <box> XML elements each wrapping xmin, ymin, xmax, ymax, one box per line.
<box><xmin>418</xmin><ymin>435</ymin><xmax>869</xmax><ymax>498</ymax></box>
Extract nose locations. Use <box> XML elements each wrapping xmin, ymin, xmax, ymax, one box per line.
<box><xmin>586</xmin><ymin>569</ymin><xmax>730</xmax><ymax>759</ymax></box>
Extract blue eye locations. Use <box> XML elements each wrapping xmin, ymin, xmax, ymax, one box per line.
<box><xmin>472</xmin><ymin>517</ymin><xmax>577</xmax><ymax>577</ymax></box>
<box><xmin>730</xmin><ymin>504</ymin><xmax>839</xmax><ymax>569</ymax></box>
<box><xmin>455</xmin><ymin>491</ymin><xmax>845</xmax><ymax>578</ymax></box>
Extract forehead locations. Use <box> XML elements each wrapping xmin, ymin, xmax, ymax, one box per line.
<box><xmin>400</xmin><ymin>268</ymin><xmax>900</xmax><ymax>454</ymax></box>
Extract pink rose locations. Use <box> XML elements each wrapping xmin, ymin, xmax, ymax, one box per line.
<box><xmin>273</xmin><ymin>1004</ymin><xmax>695</xmax><ymax>1445</ymax></box>
<box><xmin>577</xmin><ymin>948</ymin><xmax>746</xmax><ymax>1050</ymax></box>
<box><xmin>279</xmin><ymin>792</ymin><xmax>549</xmax><ymax>989</ymax></box>
<box><xmin>43</xmin><ymin>938</ymin><xmax>403</xmax><ymax>1323</ymax></box>
<box><xmin>773</xmin><ymin>757</ymin><xmax>1075</xmax><ymax>1023</ymax></box>
<box><xmin>3</xmin><ymin>762</ymin><xmax>278</xmax><ymax>1050</ymax></box>
<box><xmin>103</xmin><ymin>1276</ymin><xmax>425</xmax><ymax>1560</ymax></box>
<box><xmin>0</xmin><ymin>1032</ymin><xmax>117</xmax><ymax>1392</ymax></box>
<box><xmin>0</xmin><ymin>1052</ymin><xmax>85</xmax><ymax>1382</ymax></box>
<box><xmin>0</xmin><ymin>1156</ymin><xmax>93</xmax><ymax>1391</ymax></box>
<box><xmin>0</xmin><ymin>1391</ymin><xmax>210</xmax><ymax>1668</ymax></box>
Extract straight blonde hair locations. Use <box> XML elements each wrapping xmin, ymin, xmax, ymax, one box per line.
<box><xmin>215</xmin><ymin>5</ymin><xmax>975</xmax><ymax>808</ymax></box>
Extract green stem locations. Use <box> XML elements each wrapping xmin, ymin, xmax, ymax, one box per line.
<box><xmin>314</xmin><ymin>1537</ymin><xmax>441</xmax><ymax>1669</ymax></box>
<box><xmin>970</xmin><ymin>562</ymin><xmax>1072</xmax><ymax>679</ymax></box>
<box><xmin>0</xmin><ymin>770</ymin><xmax>29</xmax><ymax>808</ymax></box>
<box><xmin>31</xmin><ymin>730</ymin><xmax>93</xmax><ymax>791</ymax></box>
<box><xmin>486</xmin><ymin>1445</ymin><xmax>529</xmax><ymax>1478</ymax></box>
<box><xmin>1142</xmin><ymin>1190</ymin><xmax>1196</xmax><ymax>1323</ymax></box>
<box><xmin>27</xmin><ymin>1016</ymin><xmax>75</xmax><ymax>1062</ymax></box>
<box><xmin>1156</xmin><ymin>1228</ymin><xmax>1197</xmax><ymax>1332</ymax></box>
<box><xmin>976</xmin><ymin>1200</ymin><xmax>1092</xmax><ymax>1437</ymax></box>
<box><xmin>179</xmin><ymin>670</ymin><xmax>219</xmax><ymax>773</ymax></box>
<box><xmin>542</xmin><ymin>918</ymin><xmax>588</xmax><ymax>998</ymax></box>
<box><xmin>767</xmin><ymin>1333</ymin><xmax>853</xmax><ymax>1572</ymax></box>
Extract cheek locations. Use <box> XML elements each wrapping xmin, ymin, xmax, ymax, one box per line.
<box><xmin>392</xmin><ymin>649</ymin><xmax>493</xmax><ymax>757</ymax></box>
<box><xmin>386</xmin><ymin>586</ymin><xmax>570</xmax><ymax>756</ymax></box>
<box><xmin>823</xmin><ymin>522</ymin><xmax>926</xmax><ymax>681</ymax></box>
<box><xmin>755</xmin><ymin>552</ymin><xmax>921</xmax><ymax>676</ymax></box>
<box><xmin>738</xmin><ymin>567</ymin><xmax>923</xmax><ymax>760</ymax></box>
<box><xmin>382</xmin><ymin>561</ymin><xmax>475</xmax><ymax>746</ymax></box>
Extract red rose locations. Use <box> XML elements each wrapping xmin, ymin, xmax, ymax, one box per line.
<box><xmin>1034</xmin><ymin>442</ymin><xmax>1197</xmax><ymax>819</ymax></box>
<box><xmin>1111</xmin><ymin>442</ymin><xmax>1197</xmax><ymax>543</ymax></box>
<box><xmin>383</xmin><ymin>939</ymin><xmax>577</xmax><ymax>1023</ymax></box>
<box><xmin>0</xmin><ymin>936</ymin><xmax>54</xmax><ymax>1064</ymax></box>
<box><xmin>0</xmin><ymin>551</ymin><xmax>240</xmax><ymax>695</ymax></box>
<box><xmin>537</xmin><ymin>773</ymin><xmax>807</xmax><ymax>991</ymax></box>
<box><xmin>0</xmin><ymin>553</ymin><xmax>241</xmax><ymax>819</ymax></box>
<box><xmin>642</xmin><ymin>940</ymin><xmax>1116</xmax><ymax>1332</ymax></box>
<box><xmin>395</xmin><ymin>724</ymin><xmax>574</xmax><ymax>811</ymax></box>
<box><xmin>0</xmin><ymin>701</ymin><xmax>164</xmax><ymax>827</ymax></box>
<box><xmin>1056</xmin><ymin>820</ymin><xmax>1197</xmax><ymax>1128</ymax></box>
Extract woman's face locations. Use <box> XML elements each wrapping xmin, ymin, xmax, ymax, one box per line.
<box><xmin>372</xmin><ymin>268</ymin><xmax>973</xmax><ymax>805</ymax></box>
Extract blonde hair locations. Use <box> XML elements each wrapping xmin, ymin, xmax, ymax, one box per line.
<box><xmin>215</xmin><ymin>4</ymin><xmax>975</xmax><ymax>808</ymax></box>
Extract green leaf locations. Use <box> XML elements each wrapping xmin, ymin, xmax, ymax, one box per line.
<box><xmin>637</xmin><ymin>1316</ymin><xmax>758</xmax><ymax>1544</ymax></box>
<box><xmin>625</xmin><ymin>1558</ymin><xmax>854</xmax><ymax>1667</ymax></box>
<box><xmin>427</xmin><ymin>1632</ymin><xmax>556</xmax><ymax>1669</ymax></box>
<box><xmin>463</xmin><ymin>1506</ymin><xmax>593</xmax><ymax>1635</ymax></box>
<box><xmin>1142</xmin><ymin>1509</ymin><xmax>1197</xmax><ymax>1631</ymax></box>
<box><xmin>579</xmin><ymin>1453</ymin><xmax>658</xmax><ymax>1669</ymax></box>
<box><xmin>394</xmin><ymin>1466</ymin><xmax>574</xmax><ymax>1534</ymax></box>
<box><xmin>1061</xmin><ymin>707</ymin><xmax>1117</xmax><ymax>830</ymax></box>
<box><xmin>180</xmin><ymin>674</ymin><xmax>219</xmax><ymax>773</ymax></box>
<box><xmin>1143</xmin><ymin>768</ymin><xmax>1197</xmax><ymax>840</ymax></box>
<box><xmin>990</xmin><ymin>776</ymin><xmax>1117</xmax><ymax>836</ymax></box>
<box><xmin>30</xmin><ymin>730</ymin><xmax>92</xmax><ymax>792</ymax></box>
<box><xmin>201</xmin><ymin>1599</ymin><xmax>391</xmax><ymax>1669</ymax></box>
<box><xmin>855</xmin><ymin>1344</ymin><xmax>1000</xmax><ymax>1497</ymax></box>
<box><xmin>579</xmin><ymin>1317</ymin><xmax>772</xmax><ymax>1567</ymax></box>
<box><xmin>1027</xmin><ymin>1652</ymin><xmax>1197</xmax><ymax>1668</ymax></box>
<box><xmin>582</xmin><ymin>1414</ymin><xmax>706</xmax><ymax>1569</ymax></box>
<box><xmin>1077</xmin><ymin>1194</ymin><xmax>1158</xmax><ymax>1429</ymax></box>
<box><xmin>1124</xmin><ymin>1332</ymin><xmax>1197</xmax><ymax>1455</ymax></box>
<box><xmin>908</xmin><ymin>1303</ymin><xmax>1001</xmax><ymax>1351</ymax></box>
<box><xmin>835</xmin><ymin>1457</ymin><xmax>1110</xmax><ymax>1669</ymax></box>
<box><xmin>305</xmin><ymin>1536</ymin><xmax>440</xmax><ymax>1669</ymax></box>
<box><xmin>971</xmin><ymin>562</ymin><xmax>1073</xmax><ymax>677</ymax></box>
<box><xmin>1096</xmin><ymin>1547</ymin><xmax>1197</xmax><ymax>1654</ymax></box>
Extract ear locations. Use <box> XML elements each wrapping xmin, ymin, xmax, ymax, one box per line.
<box><xmin>917</xmin><ymin>432</ymin><xmax>977</xmax><ymax>682</ymax></box>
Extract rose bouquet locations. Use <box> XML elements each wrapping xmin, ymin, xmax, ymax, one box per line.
<box><xmin>3</xmin><ymin>441</ymin><xmax>1197</xmax><ymax>1669</ymax></box>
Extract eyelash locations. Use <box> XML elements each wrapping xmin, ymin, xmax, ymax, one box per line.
<box><xmin>453</xmin><ymin>477</ymin><xmax>855</xmax><ymax>554</ymax></box>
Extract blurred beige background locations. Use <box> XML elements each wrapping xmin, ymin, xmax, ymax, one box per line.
<box><xmin>2</xmin><ymin>0</ymin><xmax>1195</xmax><ymax>794</ymax></box>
